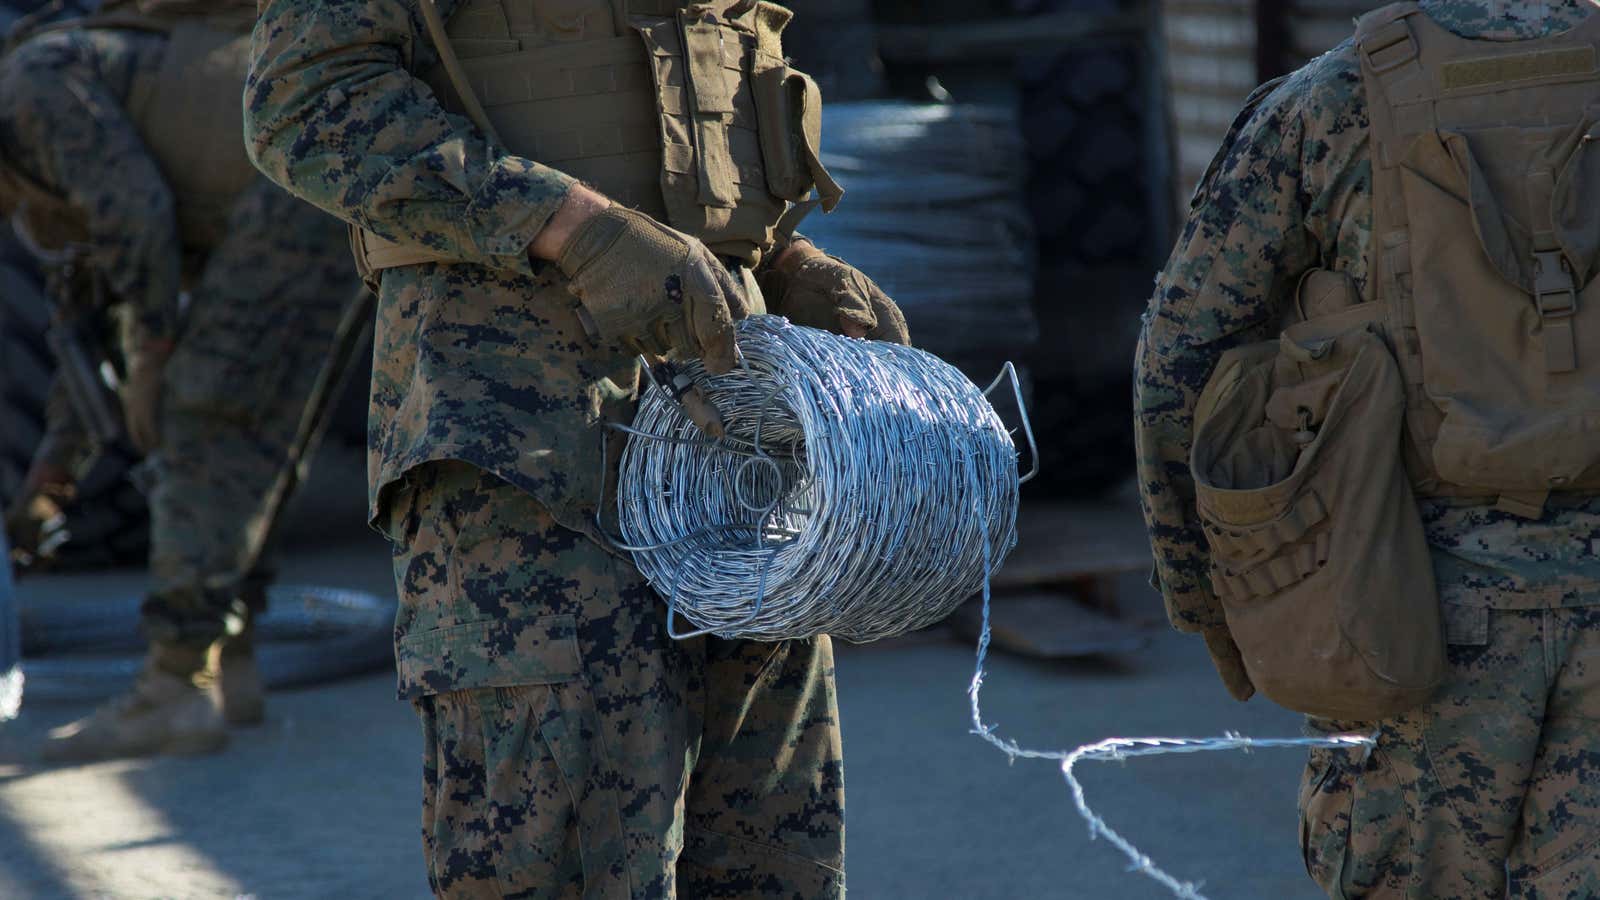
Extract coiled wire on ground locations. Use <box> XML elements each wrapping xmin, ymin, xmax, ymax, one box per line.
<box><xmin>17</xmin><ymin>584</ymin><xmax>395</xmax><ymax>701</ymax></box>
<box><xmin>613</xmin><ymin>315</ymin><xmax>1031</xmax><ymax>643</ymax></box>
<box><xmin>803</xmin><ymin>101</ymin><xmax>1037</xmax><ymax>364</ymax></box>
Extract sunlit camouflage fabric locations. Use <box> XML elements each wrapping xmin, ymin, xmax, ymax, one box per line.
<box><xmin>0</xmin><ymin>24</ymin><xmax>359</xmax><ymax>644</ymax></box>
<box><xmin>1134</xmin><ymin>0</ymin><xmax>1600</xmax><ymax>636</ymax></box>
<box><xmin>394</xmin><ymin>461</ymin><xmax>845</xmax><ymax>898</ymax></box>
<box><xmin>1301</xmin><ymin>606</ymin><xmax>1600</xmax><ymax>897</ymax></box>
<box><xmin>245</xmin><ymin>0</ymin><xmax>642</xmax><ymax>537</ymax></box>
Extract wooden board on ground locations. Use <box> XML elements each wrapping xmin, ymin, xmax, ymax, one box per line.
<box><xmin>993</xmin><ymin>490</ymin><xmax>1152</xmax><ymax>591</ymax></box>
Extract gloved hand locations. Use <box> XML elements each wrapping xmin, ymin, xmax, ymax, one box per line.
<box><xmin>121</xmin><ymin>340</ymin><xmax>173</xmax><ymax>454</ymax></box>
<box><xmin>558</xmin><ymin>206</ymin><xmax>746</xmax><ymax>375</ymax></box>
<box><xmin>1201</xmin><ymin>624</ymin><xmax>1255</xmax><ymax>702</ymax></box>
<box><xmin>759</xmin><ymin>241</ymin><xmax>910</xmax><ymax>345</ymax></box>
<box><xmin>4</xmin><ymin>460</ymin><xmax>74</xmax><ymax>564</ymax></box>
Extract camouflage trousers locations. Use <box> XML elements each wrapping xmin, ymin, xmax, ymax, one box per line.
<box><xmin>1300</xmin><ymin>606</ymin><xmax>1600</xmax><ymax>899</ymax></box>
<box><xmin>386</xmin><ymin>460</ymin><xmax>845</xmax><ymax>899</ymax></box>
<box><xmin>139</xmin><ymin>176</ymin><xmax>356</xmax><ymax>647</ymax></box>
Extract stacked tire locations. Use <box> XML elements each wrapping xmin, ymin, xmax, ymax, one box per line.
<box><xmin>1018</xmin><ymin>0</ymin><xmax>1165</xmax><ymax>497</ymax></box>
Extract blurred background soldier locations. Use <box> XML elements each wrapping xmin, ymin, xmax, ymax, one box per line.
<box><xmin>0</xmin><ymin>0</ymin><xmax>363</xmax><ymax>761</ymax></box>
<box><xmin>247</xmin><ymin>0</ymin><xmax>905</xmax><ymax>894</ymax></box>
<box><xmin>1139</xmin><ymin>0</ymin><xmax>1600</xmax><ymax>896</ymax></box>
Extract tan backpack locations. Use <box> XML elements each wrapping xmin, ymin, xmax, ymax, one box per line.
<box><xmin>1190</xmin><ymin>0</ymin><xmax>1600</xmax><ymax>717</ymax></box>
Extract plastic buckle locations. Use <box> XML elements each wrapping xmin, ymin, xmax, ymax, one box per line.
<box><xmin>1534</xmin><ymin>250</ymin><xmax>1577</xmax><ymax>319</ymax></box>
<box><xmin>1363</xmin><ymin>21</ymin><xmax>1419</xmax><ymax>74</ymax></box>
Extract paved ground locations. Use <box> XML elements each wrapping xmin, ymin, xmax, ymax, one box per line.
<box><xmin>0</xmin><ymin>472</ymin><xmax>1321</xmax><ymax>899</ymax></box>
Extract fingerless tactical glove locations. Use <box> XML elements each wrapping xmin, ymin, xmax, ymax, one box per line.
<box><xmin>558</xmin><ymin>206</ymin><xmax>745</xmax><ymax>375</ymax></box>
<box><xmin>760</xmin><ymin>246</ymin><xmax>910</xmax><ymax>345</ymax></box>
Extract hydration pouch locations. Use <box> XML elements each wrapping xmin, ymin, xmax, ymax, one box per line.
<box><xmin>1191</xmin><ymin>293</ymin><xmax>1444</xmax><ymax>720</ymax></box>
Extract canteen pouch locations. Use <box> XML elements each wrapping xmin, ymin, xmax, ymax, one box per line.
<box><xmin>1191</xmin><ymin>306</ymin><xmax>1444</xmax><ymax>720</ymax></box>
<box><xmin>748</xmin><ymin>3</ymin><xmax>841</xmax><ymax>209</ymax></box>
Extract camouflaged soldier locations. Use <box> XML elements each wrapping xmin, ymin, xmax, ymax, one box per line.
<box><xmin>245</xmin><ymin>0</ymin><xmax>907</xmax><ymax>895</ymax></box>
<box><xmin>1137</xmin><ymin>0</ymin><xmax>1600</xmax><ymax>896</ymax></box>
<box><xmin>0</xmin><ymin>0</ymin><xmax>360</xmax><ymax>760</ymax></box>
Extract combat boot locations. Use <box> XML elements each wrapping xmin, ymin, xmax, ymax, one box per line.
<box><xmin>210</xmin><ymin>631</ymin><xmax>265</xmax><ymax>727</ymax></box>
<box><xmin>41</xmin><ymin>645</ymin><xmax>226</xmax><ymax>763</ymax></box>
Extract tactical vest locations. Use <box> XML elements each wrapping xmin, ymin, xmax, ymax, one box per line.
<box><xmin>0</xmin><ymin>0</ymin><xmax>258</xmax><ymax>255</ymax></box>
<box><xmin>352</xmin><ymin>0</ymin><xmax>840</xmax><ymax>277</ymax></box>
<box><xmin>130</xmin><ymin>1</ymin><xmax>260</xmax><ymax>252</ymax></box>
<box><xmin>1359</xmin><ymin>2</ymin><xmax>1600</xmax><ymax>511</ymax></box>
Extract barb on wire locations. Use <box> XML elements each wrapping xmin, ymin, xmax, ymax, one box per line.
<box><xmin>966</xmin><ymin>529</ymin><xmax>1374</xmax><ymax>900</ymax></box>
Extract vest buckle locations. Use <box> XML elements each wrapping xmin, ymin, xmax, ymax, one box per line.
<box><xmin>1533</xmin><ymin>250</ymin><xmax>1577</xmax><ymax>319</ymax></box>
<box><xmin>1362</xmin><ymin>20</ymin><xmax>1419</xmax><ymax>75</ymax></box>
<box><xmin>1533</xmin><ymin>250</ymin><xmax>1580</xmax><ymax>373</ymax></box>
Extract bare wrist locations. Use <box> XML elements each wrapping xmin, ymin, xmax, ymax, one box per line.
<box><xmin>529</xmin><ymin>183</ymin><xmax>613</xmax><ymax>262</ymax></box>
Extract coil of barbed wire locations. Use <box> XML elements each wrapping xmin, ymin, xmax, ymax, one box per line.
<box><xmin>612</xmin><ymin>315</ymin><xmax>1032</xmax><ymax>643</ymax></box>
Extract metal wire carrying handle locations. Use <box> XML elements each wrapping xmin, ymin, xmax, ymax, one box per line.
<box><xmin>982</xmin><ymin>361</ymin><xmax>1040</xmax><ymax>485</ymax></box>
<box><xmin>663</xmin><ymin>546</ymin><xmax>776</xmax><ymax>640</ymax></box>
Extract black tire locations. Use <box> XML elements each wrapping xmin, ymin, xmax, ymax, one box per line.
<box><xmin>1015</xmin><ymin>3</ymin><xmax>1164</xmax><ymax>499</ymax></box>
<box><xmin>0</xmin><ymin>227</ymin><xmax>149</xmax><ymax>569</ymax></box>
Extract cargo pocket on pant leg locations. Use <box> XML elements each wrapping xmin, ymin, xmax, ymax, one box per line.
<box><xmin>402</xmin><ymin>608</ymin><xmax>626</xmax><ymax>898</ymax></box>
<box><xmin>473</xmin><ymin>685</ymin><xmax>591</xmax><ymax>898</ymax></box>
<box><xmin>416</xmin><ymin>684</ymin><xmax>596</xmax><ymax>899</ymax></box>
<box><xmin>1299</xmin><ymin>721</ymin><xmax>1413</xmax><ymax>899</ymax></box>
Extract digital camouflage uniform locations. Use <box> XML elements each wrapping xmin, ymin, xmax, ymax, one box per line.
<box><xmin>245</xmin><ymin>0</ymin><xmax>845</xmax><ymax>895</ymax></box>
<box><xmin>0</xmin><ymin>19</ymin><xmax>356</xmax><ymax>657</ymax></box>
<box><xmin>1136</xmin><ymin>1</ymin><xmax>1600</xmax><ymax>896</ymax></box>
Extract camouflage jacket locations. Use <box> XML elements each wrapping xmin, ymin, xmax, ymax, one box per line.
<box><xmin>1136</xmin><ymin>0</ymin><xmax>1600</xmax><ymax>634</ymax></box>
<box><xmin>245</xmin><ymin>0</ymin><xmax>643</xmax><ymax>537</ymax></box>
<box><xmin>0</xmin><ymin>26</ymin><xmax>181</xmax><ymax>345</ymax></box>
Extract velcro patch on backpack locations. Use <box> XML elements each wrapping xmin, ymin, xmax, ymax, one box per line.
<box><xmin>1441</xmin><ymin>46</ymin><xmax>1596</xmax><ymax>91</ymax></box>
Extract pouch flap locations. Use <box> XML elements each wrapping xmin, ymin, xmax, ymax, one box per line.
<box><xmin>1553</xmin><ymin>119</ymin><xmax>1600</xmax><ymax>286</ymax></box>
<box><xmin>1195</xmin><ymin>341</ymin><xmax>1277</xmax><ymax>428</ymax></box>
<box><xmin>396</xmin><ymin>613</ymin><xmax>582</xmax><ymax>698</ymax></box>
<box><xmin>1402</xmin><ymin>130</ymin><xmax>1528</xmax><ymax>290</ymax></box>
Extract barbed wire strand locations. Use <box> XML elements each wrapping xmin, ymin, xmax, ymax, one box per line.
<box><xmin>967</xmin><ymin>527</ymin><xmax>1376</xmax><ymax>899</ymax></box>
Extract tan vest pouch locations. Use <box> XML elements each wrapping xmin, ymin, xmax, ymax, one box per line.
<box><xmin>748</xmin><ymin>3</ymin><xmax>841</xmax><ymax>207</ymax></box>
<box><xmin>630</xmin><ymin>10</ymin><xmax>783</xmax><ymax>259</ymax></box>
<box><xmin>128</xmin><ymin>18</ymin><xmax>258</xmax><ymax>252</ymax></box>
<box><xmin>1191</xmin><ymin>309</ymin><xmax>1443</xmax><ymax>720</ymax></box>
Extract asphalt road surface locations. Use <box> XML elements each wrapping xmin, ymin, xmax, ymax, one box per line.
<box><xmin>0</xmin><ymin>508</ymin><xmax>1318</xmax><ymax>899</ymax></box>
